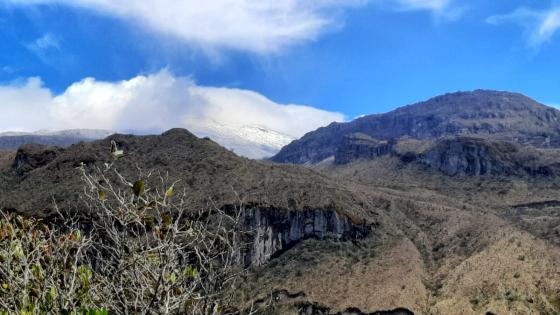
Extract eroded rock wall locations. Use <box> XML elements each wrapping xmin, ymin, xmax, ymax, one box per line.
<box><xmin>243</xmin><ymin>207</ymin><xmax>370</xmax><ymax>266</ymax></box>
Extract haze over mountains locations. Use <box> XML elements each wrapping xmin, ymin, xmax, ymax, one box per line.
<box><xmin>2</xmin><ymin>89</ymin><xmax>560</xmax><ymax>314</ymax></box>
<box><xmin>0</xmin><ymin>129</ymin><xmax>114</xmax><ymax>150</ymax></box>
<box><xmin>0</xmin><ymin>124</ymin><xmax>294</xmax><ymax>159</ymax></box>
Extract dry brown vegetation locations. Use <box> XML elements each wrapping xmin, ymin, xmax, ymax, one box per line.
<box><xmin>1</xmin><ymin>129</ymin><xmax>560</xmax><ymax>314</ymax></box>
<box><xmin>0</xmin><ymin>129</ymin><xmax>373</xmax><ymax>223</ymax></box>
<box><xmin>291</xmin><ymin>155</ymin><xmax>560</xmax><ymax>314</ymax></box>
<box><xmin>0</xmin><ymin>150</ymin><xmax>15</xmax><ymax>170</ymax></box>
<box><xmin>0</xmin><ymin>162</ymin><xmax>261</xmax><ymax>314</ymax></box>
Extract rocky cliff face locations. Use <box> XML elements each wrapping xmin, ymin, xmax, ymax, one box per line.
<box><xmin>272</xmin><ymin>90</ymin><xmax>560</xmax><ymax>164</ymax></box>
<box><xmin>331</xmin><ymin>135</ymin><xmax>559</xmax><ymax>177</ymax></box>
<box><xmin>417</xmin><ymin>137</ymin><xmax>558</xmax><ymax>176</ymax></box>
<box><xmin>244</xmin><ymin>207</ymin><xmax>371</xmax><ymax>266</ymax></box>
<box><xmin>419</xmin><ymin>137</ymin><xmax>517</xmax><ymax>176</ymax></box>
<box><xmin>334</xmin><ymin>133</ymin><xmax>393</xmax><ymax>165</ymax></box>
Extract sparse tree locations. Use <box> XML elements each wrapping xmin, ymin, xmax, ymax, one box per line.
<box><xmin>0</xmin><ymin>160</ymin><xmax>260</xmax><ymax>315</ymax></box>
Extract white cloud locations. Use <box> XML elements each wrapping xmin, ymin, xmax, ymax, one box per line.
<box><xmin>6</xmin><ymin>0</ymin><xmax>364</xmax><ymax>54</ymax></box>
<box><xmin>27</xmin><ymin>33</ymin><xmax>60</xmax><ymax>51</ymax></box>
<box><xmin>371</xmin><ymin>0</ymin><xmax>462</xmax><ymax>20</ymax></box>
<box><xmin>487</xmin><ymin>6</ymin><xmax>560</xmax><ymax>46</ymax></box>
<box><xmin>0</xmin><ymin>70</ymin><xmax>344</xmax><ymax>144</ymax></box>
<box><xmin>395</xmin><ymin>0</ymin><xmax>450</xmax><ymax>11</ymax></box>
<box><xmin>25</xmin><ymin>33</ymin><xmax>62</xmax><ymax>64</ymax></box>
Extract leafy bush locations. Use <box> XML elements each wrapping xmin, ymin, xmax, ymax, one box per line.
<box><xmin>0</xmin><ymin>161</ymin><xmax>258</xmax><ymax>314</ymax></box>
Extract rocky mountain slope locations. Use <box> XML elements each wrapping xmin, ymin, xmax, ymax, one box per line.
<box><xmin>1</xmin><ymin>126</ymin><xmax>559</xmax><ymax>314</ymax></box>
<box><xmin>258</xmin><ymin>89</ymin><xmax>560</xmax><ymax>314</ymax></box>
<box><xmin>308</xmin><ymin>152</ymin><xmax>560</xmax><ymax>314</ymax></box>
<box><xmin>0</xmin><ymin>129</ymin><xmax>369</xmax><ymax>218</ymax></box>
<box><xmin>0</xmin><ymin>129</ymin><xmax>382</xmax><ymax>269</ymax></box>
<box><xmin>272</xmin><ymin>90</ymin><xmax>560</xmax><ymax>164</ymax></box>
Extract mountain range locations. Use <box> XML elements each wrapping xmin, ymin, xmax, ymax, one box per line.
<box><xmin>0</xmin><ymin>129</ymin><xmax>114</xmax><ymax>150</ymax></box>
<box><xmin>0</xmin><ymin>123</ymin><xmax>294</xmax><ymax>159</ymax></box>
<box><xmin>1</xmin><ymin>90</ymin><xmax>560</xmax><ymax>314</ymax></box>
<box><xmin>272</xmin><ymin>90</ymin><xmax>560</xmax><ymax>164</ymax></box>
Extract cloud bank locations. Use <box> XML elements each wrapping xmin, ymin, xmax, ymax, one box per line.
<box><xmin>487</xmin><ymin>5</ymin><xmax>560</xmax><ymax>46</ymax></box>
<box><xmin>0</xmin><ymin>70</ymin><xmax>344</xmax><ymax>140</ymax></box>
<box><xmin>5</xmin><ymin>0</ymin><xmax>364</xmax><ymax>54</ymax></box>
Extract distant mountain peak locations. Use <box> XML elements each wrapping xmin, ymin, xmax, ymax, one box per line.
<box><xmin>272</xmin><ymin>90</ymin><xmax>560</xmax><ymax>164</ymax></box>
<box><xmin>188</xmin><ymin>120</ymin><xmax>295</xmax><ymax>159</ymax></box>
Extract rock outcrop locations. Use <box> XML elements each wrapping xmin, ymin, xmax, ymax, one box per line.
<box><xmin>12</xmin><ymin>144</ymin><xmax>63</xmax><ymax>175</ymax></box>
<box><xmin>417</xmin><ymin>137</ymin><xmax>558</xmax><ymax>176</ymax></box>
<box><xmin>244</xmin><ymin>207</ymin><xmax>371</xmax><ymax>266</ymax></box>
<box><xmin>334</xmin><ymin>133</ymin><xmax>393</xmax><ymax>165</ymax></box>
<box><xmin>331</xmin><ymin>135</ymin><xmax>560</xmax><ymax>177</ymax></box>
<box><xmin>418</xmin><ymin>137</ymin><xmax>517</xmax><ymax>176</ymax></box>
<box><xmin>296</xmin><ymin>303</ymin><xmax>414</xmax><ymax>315</ymax></box>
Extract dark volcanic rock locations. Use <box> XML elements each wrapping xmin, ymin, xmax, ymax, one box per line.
<box><xmin>0</xmin><ymin>129</ymin><xmax>380</xmax><ymax>270</ymax></box>
<box><xmin>334</xmin><ymin>133</ymin><xmax>393</xmax><ymax>165</ymax></box>
<box><xmin>272</xmin><ymin>90</ymin><xmax>560</xmax><ymax>164</ymax></box>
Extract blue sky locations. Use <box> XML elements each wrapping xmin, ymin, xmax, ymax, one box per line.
<box><xmin>1</xmin><ymin>0</ymin><xmax>560</xmax><ymax>135</ymax></box>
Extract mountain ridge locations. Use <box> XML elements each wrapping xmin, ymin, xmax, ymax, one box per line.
<box><xmin>0</xmin><ymin>124</ymin><xmax>295</xmax><ymax>159</ymax></box>
<box><xmin>0</xmin><ymin>129</ymin><xmax>114</xmax><ymax>150</ymax></box>
<box><xmin>272</xmin><ymin>90</ymin><xmax>560</xmax><ymax>164</ymax></box>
